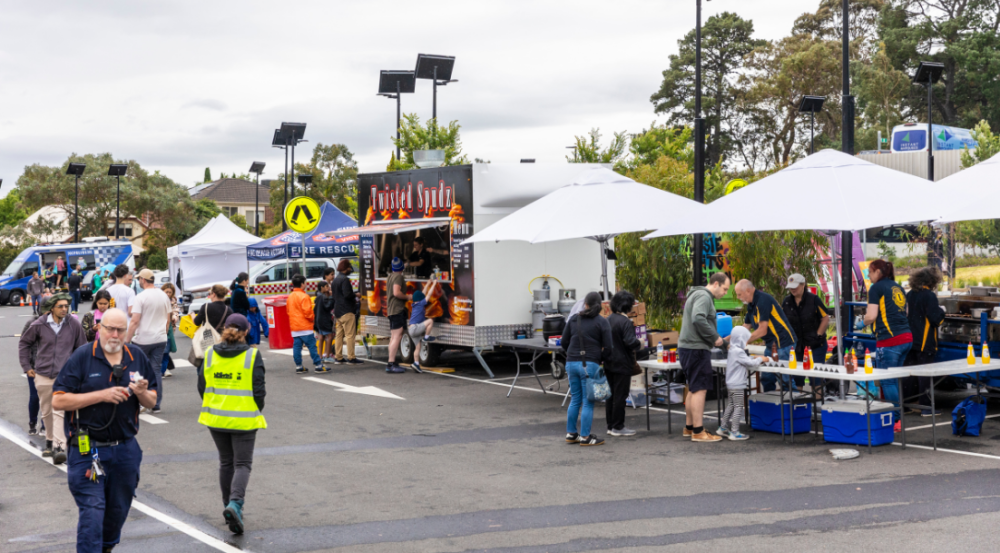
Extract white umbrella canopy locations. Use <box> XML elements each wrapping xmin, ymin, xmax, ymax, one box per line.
<box><xmin>464</xmin><ymin>167</ymin><xmax>708</xmax><ymax>244</ymax></box>
<box><xmin>463</xmin><ymin>166</ymin><xmax>709</xmax><ymax>298</ymax></box>
<box><xmin>934</xmin><ymin>151</ymin><xmax>1000</xmax><ymax>224</ymax></box>
<box><xmin>644</xmin><ymin>149</ymin><xmax>945</xmax><ymax>239</ymax></box>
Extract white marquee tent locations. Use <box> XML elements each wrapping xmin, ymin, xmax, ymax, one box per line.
<box><xmin>167</xmin><ymin>215</ymin><xmax>261</xmax><ymax>292</ymax></box>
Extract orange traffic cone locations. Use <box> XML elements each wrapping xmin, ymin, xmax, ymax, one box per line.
<box><xmin>19</xmin><ymin>296</ymin><xmax>25</xmax><ymax>307</ymax></box>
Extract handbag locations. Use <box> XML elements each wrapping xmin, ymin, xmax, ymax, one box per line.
<box><xmin>168</xmin><ymin>326</ymin><xmax>177</xmax><ymax>354</ymax></box>
<box><xmin>952</xmin><ymin>395</ymin><xmax>987</xmax><ymax>437</ymax></box>
<box><xmin>586</xmin><ymin>366</ymin><xmax>612</xmax><ymax>402</ymax></box>
<box><xmin>190</xmin><ymin>305</ymin><xmax>230</xmax><ymax>360</ymax></box>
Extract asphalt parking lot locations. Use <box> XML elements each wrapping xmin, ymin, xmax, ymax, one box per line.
<box><xmin>5</xmin><ymin>303</ymin><xmax>1000</xmax><ymax>552</ymax></box>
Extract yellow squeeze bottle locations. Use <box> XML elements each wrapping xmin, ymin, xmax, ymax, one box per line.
<box><xmin>788</xmin><ymin>349</ymin><xmax>797</xmax><ymax>369</ymax></box>
<box><xmin>864</xmin><ymin>349</ymin><xmax>873</xmax><ymax>374</ymax></box>
<box><xmin>968</xmin><ymin>342</ymin><xmax>976</xmax><ymax>366</ymax></box>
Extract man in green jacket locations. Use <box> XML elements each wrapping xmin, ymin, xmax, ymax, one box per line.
<box><xmin>678</xmin><ymin>272</ymin><xmax>730</xmax><ymax>443</ymax></box>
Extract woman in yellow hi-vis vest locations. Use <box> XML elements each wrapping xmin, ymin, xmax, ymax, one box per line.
<box><xmin>198</xmin><ymin>313</ymin><xmax>266</xmax><ymax>535</ymax></box>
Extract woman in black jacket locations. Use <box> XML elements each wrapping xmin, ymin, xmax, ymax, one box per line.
<box><xmin>229</xmin><ymin>273</ymin><xmax>251</xmax><ymax>316</ymax></box>
<box><xmin>561</xmin><ymin>292</ymin><xmax>613</xmax><ymax>447</ymax></box>
<box><xmin>606</xmin><ymin>291</ymin><xmax>642</xmax><ymax>437</ymax></box>
<box><xmin>904</xmin><ymin>267</ymin><xmax>945</xmax><ymax>416</ymax></box>
<box><xmin>314</xmin><ymin>281</ymin><xmax>335</xmax><ymax>361</ymax></box>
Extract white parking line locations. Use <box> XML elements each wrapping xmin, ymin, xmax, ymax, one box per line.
<box><xmin>905</xmin><ymin>413</ymin><xmax>1000</xmax><ymax>432</ymax></box>
<box><xmin>139</xmin><ymin>414</ymin><xmax>169</xmax><ymax>425</ymax></box>
<box><xmin>172</xmin><ymin>358</ymin><xmax>194</xmax><ymax>368</ymax></box>
<box><xmin>0</xmin><ymin>424</ymin><xmax>245</xmax><ymax>553</ymax></box>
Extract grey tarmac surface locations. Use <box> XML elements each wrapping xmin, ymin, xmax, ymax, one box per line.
<box><xmin>3</xmin><ymin>302</ymin><xmax>1000</xmax><ymax>552</ymax></box>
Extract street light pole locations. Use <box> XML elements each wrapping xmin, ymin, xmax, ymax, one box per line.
<box><xmin>912</xmin><ymin>61</ymin><xmax>945</xmax><ymax>272</ymax></box>
<box><xmin>692</xmin><ymin>0</ymin><xmax>706</xmax><ymax>287</ymax></box>
<box><xmin>839</xmin><ymin>0</ymin><xmax>854</xmax><ymax>362</ymax></box>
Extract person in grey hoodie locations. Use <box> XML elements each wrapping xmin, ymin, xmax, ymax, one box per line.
<box><xmin>18</xmin><ymin>293</ymin><xmax>88</xmax><ymax>462</ymax></box>
<box><xmin>27</xmin><ymin>270</ymin><xmax>45</xmax><ymax>314</ymax></box>
<box><xmin>677</xmin><ymin>272</ymin><xmax>730</xmax><ymax>443</ymax></box>
<box><xmin>719</xmin><ymin>326</ymin><xmax>760</xmax><ymax>441</ymax></box>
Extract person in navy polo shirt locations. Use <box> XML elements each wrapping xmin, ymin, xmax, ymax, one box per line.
<box><xmin>53</xmin><ymin>308</ymin><xmax>158</xmax><ymax>553</ymax></box>
<box><xmin>735</xmin><ymin>279</ymin><xmax>798</xmax><ymax>391</ymax></box>
<box><xmin>862</xmin><ymin>259</ymin><xmax>912</xmax><ymax>427</ymax></box>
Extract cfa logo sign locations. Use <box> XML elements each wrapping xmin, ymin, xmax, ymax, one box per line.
<box><xmin>213</xmin><ymin>372</ymin><xmax>242</xmax><ymax>381</ymax></box>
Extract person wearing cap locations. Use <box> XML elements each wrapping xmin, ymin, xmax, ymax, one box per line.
<box><xmin>198</xmin><ymin>313</ymin><xmax>266</xmax><ymax>535</ymax></box>
<box><xmin>735</xmin><ymin>279</ymin><xmax>797</xmax><ymax>392</ymax></box>
<box><xmin>385</xmin><ymin>257</ymin><xmax>410</xmax><ymax>373</ymax></box>
<box><xmin>126</xmin><ymin>268</ymin><xmax>173</xmax><ymax>413</ymax></box>
<box><xmin>782</xmin><ymin>273</ymin><xmax>831</xmax><ymax>390</ymax></box>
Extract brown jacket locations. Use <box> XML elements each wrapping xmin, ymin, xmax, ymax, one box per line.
<box><xmin>287</xmin><ymin>288</ymin><xmax>314</xmax><ymax>332</ymax></box>
<box><xmin>18</xmin><ymin>314</ymin><xmax>88</xmax><ymax>378</ymax></box>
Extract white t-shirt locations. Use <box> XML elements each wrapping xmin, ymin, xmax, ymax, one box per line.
<box><xmin>107</xmin><ymin>283</ymin><xmax>136</xmax><ymax>317</ymax></box>
<box><xmin>131</xmin><ymin>287</ymin><xmax>172</xmax><ymax>345</ymax></box>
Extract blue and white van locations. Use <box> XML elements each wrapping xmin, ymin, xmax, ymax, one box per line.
<box><xmin>891</xmin><ymin>123</ymin><xmax>978</xmax><ymax>153</ymax></box>
<box><xmin>0</xmin><ymin>239</ymin><xmax>134</xmax><ymax>305</ymax></box>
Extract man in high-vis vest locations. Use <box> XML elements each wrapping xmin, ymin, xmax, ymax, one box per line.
<box><xmin>198</xmin><ymin>313</ymin><xmax>266</xmax><ymax>535</ymax></box>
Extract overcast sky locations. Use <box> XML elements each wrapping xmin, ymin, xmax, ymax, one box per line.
<box><xmin>0</xmin><ymin>0</ymin><xmax>822</xmax><ymax>195</ymax></box>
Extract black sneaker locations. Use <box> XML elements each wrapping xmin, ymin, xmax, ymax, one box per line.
<box><xmin>580</xmin><ymin>435</ymin><xmax>605</xmax><ymax>447</ymax></box>
<box><xmin>42</xmin><ymin>440</ymin><xmax>53</xmax><ymax>457</ymax></box>
<box><xmin>295</xmin><ymin>367</ymin><xmax>307</xmax><ymax>374</ymax></box>
<box><xmin>28</xmin><ymin>423</ymin><xmax>37</xmax><ymax>436</ymax></box>
<box><xmin>565</xmin><ymin>432</ymin><xmax>580</xmax><ymax>444</ymax></box>
<box><xmin>53</xmin><ymin>448</ymin><xmax>67</xmax><ymax>465</ymax></box>
<box><xmin>332</xmin><ymin>358</ymin><xmax>347</xmax><ymax>365</ymax></box>
<box><xmin>411</xmin><ymin>362</ymin><xmax>423</xmax><ymax>374</ymax></box>
<box><xmin>422</xmin><ymin>335</ymin><xmax>437</xmax><ymax>342</ymax></box>
<box><xmin>314</xmin><ymin>366</ymin><xmax>331</xmax><ymax>373</ymax></box>
<box><xmin>347</xmin><ymin>358</ymin><xmax>364</xmax><ymax>365</ymax></box>
<box><xmin>386</xmin><ymin>364</ymin><xmax>405</xmax><ymax>374</ymax></box>
<box><xmin>152</xmin><ymin>407</ymin><xmax>162</xmax><ymax>414</ymax></box>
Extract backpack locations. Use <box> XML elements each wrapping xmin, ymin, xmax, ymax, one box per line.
<box><xmin>952</xmin><ymin>395</ymin><xmax>987</xmax><ymax>437</ymax></box>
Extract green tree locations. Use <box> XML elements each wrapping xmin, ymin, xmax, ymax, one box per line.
<box><xmin>387</xmin><ymin>114</ymin><xmax>470</xmax><ymax>171</ymax></box>
<box><xmin>204</xmin><ymin>167</ymin><xmax>212</xmax><ymax>183</ymax></box>
<box><xmin>961</xmin><ymin>120</ymin><xmax>1000</xmax><ymax>167</ymax></box>
<box><xmin>651</xmin><ymin>12</ymin><xmax>766</xmax><ymax>168</ymax></box>
<box><xmin>264</xmin><ymin>142</ymin><xmax>360</xmax><ymax>234</ymax></box>
<box><xmin>854</xmin><ymin>42</ymin><xmax>912</xmax><ymax>150</ymax></box>
<box><xmin>0</xmin><ymin>188</ymin><xmax>28</xmax><ymax>230</ymax></box>
<box><xmin>566</xmin><ymin>129</ymin><xmax>629</xmax><ymax>167</ymax></box>
<box><xmin>954</xmin><ymin>120</ymin><xmax>1000</xmax><ymax>254</ymax></box>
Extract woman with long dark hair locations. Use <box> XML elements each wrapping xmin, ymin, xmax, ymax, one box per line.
<box><xmin>230</xmin><ymin>273</ymin><xmax>250</xmax><ymax>316</ymax></box>
<box><xmin>81</xmin><ymin>290</ymin><xmax>112</xmax><ymax>342</ymax></box>
<box><xmin>606</xmin><ymin>291</ymin><xmax>642</xmax><ymax>437</ymax></box>
<box><xmin>198</xmin><ymin>313</ymin><xmax>266</xmax><ymax>535</ymax></box>
<box><xmin>904</xmin><ymin>266</ymin><xmax>945</xmax><ymax>416</ymax></box>
<box><xmin>862</xmin><ymin>259</ymin><xmax>911</xmax><ymax>427</ymax></box>
<box><xmin>561</xmin><ymin>291</ymin><xmax>613</xmax><ymax>446</ymax></box>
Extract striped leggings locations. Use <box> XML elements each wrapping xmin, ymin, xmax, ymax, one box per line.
<box><xmin>722</xmin><ymin>389</ymin><xmax>746</xmax><ymax>432</ymax></box>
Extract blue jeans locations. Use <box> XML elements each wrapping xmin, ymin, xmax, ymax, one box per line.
<box><xmin>136</xmin><ymin>342</ymin><xmax>166</xmax><ymax>410</ymax></box>
<box><xmin>161</xmin><ymin>352</ymin><xmax>170</xmax><ymax>375</ymax></box>
<box><xmin>760</xmin><ymin>345</ymin><xmax>796</xmax><ymax>392</ymax></box>
<box><xmin>31</xmin><ymin>294</ymin><xmax>42</xmax><ymax>314</ymax></box>
<box><xmin>67</xmin><ymin>437</ymin><xmax>142</xmax><ymax>553</ymax></box>
<box><xmin>28</xmin><ymin>375</ymin><xmax>39</xmax><ymax>425</ymax></box>
<box><xmin>875</xmin><ymin>342</ymin><xmax>911</xmax><ymax>422</ymax></box>
<box><xmin>70</xmin><ymin>290</ymin><xmax>81</xmax><ymax>312</ymax></box>
<box><xmin>566</xmin><ymin>361</ymin><xmax>600</xmax><ymax>438</ymax></box>
<box><xmin>293</xmin><ymin>334</ymin><xmax>322</xmax><ymax>368</ymax></box>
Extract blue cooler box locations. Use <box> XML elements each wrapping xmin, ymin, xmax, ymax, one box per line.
<box><xmin>749</xmin><ymin>392</ymin><xmax>812</xmax><ymax>434</ymax></box>
<box><xmin>821</xmin><ymin>400</ymin><xmax>894</xmax><ymax>446</ymax></box>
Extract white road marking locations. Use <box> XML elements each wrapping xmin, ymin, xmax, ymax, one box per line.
<box><xmin>19</xmin><ymin>315</ymin><xmax>34</xmax><ymax>317</ymax></box>
<box><xmin>139</xmin><ymin>414</ymin><xmax>169</xmax><ymax>424</ymax></box>
<box><xmin>172</xmin><ymin>358</ymin><xmax>194</xmax><ymax>368</ymax></box>
<box><xmin>302</xmin><ymin>376</ymin><xmax>404</xmax><ymax>400</ymax></box>
<box><xmin>905</xmin><ymin>413</ymin><xmax>1000</xmax><ymax>432</ymax></box>
<box><xmin>0</xmin><ymin>424</ymin><xmax>246</xmax><ymax>553</ymax></box>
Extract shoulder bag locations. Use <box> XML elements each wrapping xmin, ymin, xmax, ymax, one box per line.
<box><xmin>190</xmin><ymin>305</ymin><xmax>231</xmax><ymax>362</ymax></box>
<box><xmin>586</xmin><ymin>366</ymin><xmax>612</xmax><ymax>402</ymax></box>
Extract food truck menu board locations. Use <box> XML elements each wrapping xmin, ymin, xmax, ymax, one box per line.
<box><xmin>357</xmin><ymin>165</ymin><xmax>475</xmax><ymax>327</ymax></box>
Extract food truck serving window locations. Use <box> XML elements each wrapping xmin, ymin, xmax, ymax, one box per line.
<box><xmin>326</xmin><ymin>219</ymin><xmax>453</xmax><ymax>282</ymax></box>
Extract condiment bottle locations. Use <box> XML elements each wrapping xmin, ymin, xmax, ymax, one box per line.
<box><xmin>985</xmin><ymin>346</ymin><xmax>992</xmax><ymax>365</ymax></box>
<box><xmin>657</xmin><ymin>342</ymin><xmax>664</xmax><ymax>363</ymax></box>
<box><xmin>771</xmin><ymin>343</ymin><xmax>779</xmax><ymax>363</ymax></box>
<box><xmin>864</xmin><ymin>348</ymin><xmax>873</xmax><ymax>374</ymax></box>
<box><xmin>788</xmin><ymin>349</ymin><xmax>797</xmax><ymax>369</ymax></box>
<box><xmin>968</xmin><ymin>342</ymin><xmax>976</xmax><ymax>366</ymax></box>
<box><xmin>808</xmin><ymin>348</ymin><xmax>815</xmax><ymax>370</ymax></box>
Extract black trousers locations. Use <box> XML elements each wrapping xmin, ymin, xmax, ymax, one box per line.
<box><xmin>605</xmin><ymin>370</ymin><xmax>632</xmax><ymax>431</ymax></box>
<box><xmin>903</xmin><ymin>349</ymin><xmax>933</xmax><ymax>407</ymax></box>
<box><xmin>209</xmin><ymin>429</ymin><xmax>257</xmax><ymax>506</ymax></box>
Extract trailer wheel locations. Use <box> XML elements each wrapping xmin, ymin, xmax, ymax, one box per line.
<box><xmin>8</xmin><ymin>290</ymin><xmax>25</xmax><ymax>307</ymax></box>
<box><xmin>398</xmin><ymin>333</ymin><xmax>415</xmax><ymax>364</ymax></box>
<box><xmin>551</xmin><ymin>360</ymin><xmax>565</xmax><ymax>380</ymax></box>
<box><xmin>418</xmin><ymin>342</ymin><xmax>442</xmax><ymax>367</ymax></box>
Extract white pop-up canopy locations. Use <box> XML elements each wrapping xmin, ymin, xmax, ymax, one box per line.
<box><xmin>933</xmin><ymin>151</ymin><xmax>1000</xmax><ymax>224</ymax></box>
<box><xmin>463</xmin><ymin>166</ymin><xmax>709</xmax><ymax>298</ymax></box>
<box><xmin>167</xmin><ymin>215</ymin><xmax>261</xmax><ymax>292</ymax></box>
<box><xmin>644</xmin><ymin>149</ymin><xmax>943</xmax><ymax>374</ymax></box>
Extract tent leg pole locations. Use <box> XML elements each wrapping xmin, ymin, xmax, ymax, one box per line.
<box><xmin>828</xmin><ymin>235</ymin><xmax>846</xmax><ymax>400</ymax></box>
<box><xmin>600</xmin><ymin>239</ymin><xmax>610</xmax><ymax>301</ymax></box>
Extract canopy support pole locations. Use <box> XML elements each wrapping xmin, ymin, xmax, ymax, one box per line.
<box><xmin>599</xmin><ymin>238</ymin><xmax>610</xmax><ymax>301</ymax></box>
<box><xmin>828</xmin><ymin>234</ymin><xmax>846</xmax><ymax>400</ymax></box>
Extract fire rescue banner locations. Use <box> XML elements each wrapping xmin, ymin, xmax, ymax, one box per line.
<box><xmin>357</xmin><ymin>165</ymin><xmax>475</xmax><ymax>327</ymax></box>
<box><xmin>246</xmin><ymin>201</ymin><xmax>359</xmax><ymax>260</ymax></box>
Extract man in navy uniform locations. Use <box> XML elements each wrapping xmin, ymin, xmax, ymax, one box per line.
<box><xmin>53</xmin><ymin>308</ymin><xmax>158</xmax><ymax>553</ymax></box>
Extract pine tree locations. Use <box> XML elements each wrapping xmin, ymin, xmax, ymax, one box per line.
<box><xmin>204</xmin><ymin>168</ymin><xmax>212</xmax><ymax>182</ymax></box>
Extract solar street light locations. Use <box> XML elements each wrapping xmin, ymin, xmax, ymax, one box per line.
<box><xmin>249</xmin><ymin>161</ymin><xmax>266</xmax><ymax>235</ymax></box>
<box><xmin>108</xmin><ymin>164</ymin><xmax>128</xmax><ymax>240</ymax></box>
<box><xmin>415</xmin><ymin>54</ymin><xmax>457</xmax><ymax>121</ymax></box>
<box><xmin>67</xmin><ymin>163</ymin><xmax>86</xmax><ymax>242</ymax></box>
<box><xmin>798</xmin><ymin>96</ymin><xmax>826</xmax><ymax>155</ymax></box>
<box><xmin>378</xmin><ymin>70</ymin><xmax>416</xmax><ymax>160</ymax></box>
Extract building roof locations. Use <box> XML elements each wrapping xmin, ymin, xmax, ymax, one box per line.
<box><xmin>190</xmin><ymin>178</ymin><xmax>270</xmax><ymax>204</ymax></box>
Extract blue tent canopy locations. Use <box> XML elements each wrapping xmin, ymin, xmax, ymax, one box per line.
<box><xmin>246</xmin><ymin>201</ymin><xmax>359</xmax><ymax>261</ymax></box>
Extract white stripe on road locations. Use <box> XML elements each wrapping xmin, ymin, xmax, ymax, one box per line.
<box><xmin>172</xmin><ymin>358</ymin><xmax>194</xmax><ymax>368</ymax></box>
<box><xmin>905</xmin><ymin>413</ymin><xmax>1000</xmax><ymax>432</ymax></box>
<box><xmin>0</xmin><ymin>424</ymin><xmax>246</xmax><ymax>553</ymax></box>
<box><xmin>139</xmin><ymin>414</ymin><xmax>169</xmax><ymax>425</ymax></box>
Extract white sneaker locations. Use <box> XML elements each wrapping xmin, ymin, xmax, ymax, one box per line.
<box><xmin>164</xmin><ymin>370</ymin><xmax>173</xmax><ymax>377</ymax></box>
<box><xmin>609</xmin><ymin>427</ymin><xmax>636</xmax><ymax>437</ymax></box>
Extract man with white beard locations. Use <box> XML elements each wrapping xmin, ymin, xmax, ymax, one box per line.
<box><xmin>53</xmin><ymin>308</ymin><xmax>158</xmax><ymax>553</ymax></box>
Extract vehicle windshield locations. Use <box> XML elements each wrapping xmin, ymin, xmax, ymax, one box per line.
<box><xmin>2</xmin><ymin>259</ymin><xmax>21</xmax><ymax>276</ymax></box>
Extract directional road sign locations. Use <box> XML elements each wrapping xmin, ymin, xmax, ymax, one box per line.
<box><xmin>284</xmin><ymin>196</ymin><xmax>321</xmax><ymax>233</ymax></box>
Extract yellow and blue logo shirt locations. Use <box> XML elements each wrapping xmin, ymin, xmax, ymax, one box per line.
<box><xmin>868</xmin><ymin>279</ymin><xmax>912</xmax><ymax>343</ymax></box>
<box><xmin>748</xmin><ymin>290</ymin><xmax>797</xmax><ymax>349</ymax></box>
